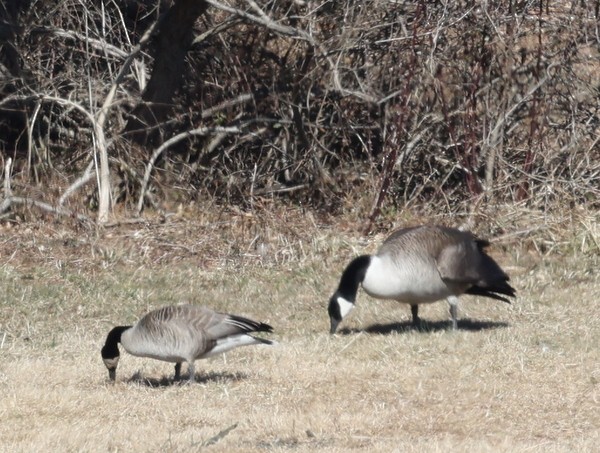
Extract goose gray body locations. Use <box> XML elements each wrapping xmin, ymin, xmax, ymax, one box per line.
<box><xmin>328</xmin><ymin>225</ymin><xmax>515</xmax><ymax>333</ymax></box>
<box><xmin>101</xmin><ymin>304</ymin><xmax>273</xmax><ymax>382</ymax></box>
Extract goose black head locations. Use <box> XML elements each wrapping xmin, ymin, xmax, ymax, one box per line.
<box><xmin>328</xmin><ymin>255</ymin><xmax>370</xmax><ymax>334</ymax></box>
<box><xmin>101</xmin><ymin>326</ymin><xmax>130</xmax><ymax>382</ymax></box>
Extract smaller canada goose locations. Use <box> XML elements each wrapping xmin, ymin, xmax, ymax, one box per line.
<box><xmin>328</xmin><ymin>225</ymin><xmax>515</xmax><ymax>333</ymax></box>
<box><xmin>101</xmin><ymin>304</ymin><xmax>274</xmax><ymax>382</ymax></box>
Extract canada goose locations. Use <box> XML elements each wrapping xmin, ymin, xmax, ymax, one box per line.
<box><xmin>101</xmin><ymin>304</ymin><xmax>274</xmax><ymax>382</ymax></box>
<box><xmin>328</xmin><ymin>225</ymin><xmax>515</xmax><ymax>333</ymax></box>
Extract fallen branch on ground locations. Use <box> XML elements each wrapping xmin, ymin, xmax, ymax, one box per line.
<box><xmin>0</xmin><ymin>196</ymin><xmax>93</xmax><ymax>225</ymax></box>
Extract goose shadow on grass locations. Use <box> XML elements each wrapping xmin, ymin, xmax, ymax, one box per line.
<box><xmin>127</xmin><ymin>370</ymin><xmax>248</xmax><ymax>388</ymax></box>
<box><xmin>337</xmin><ymin>318</ymin><xmax>510</xmax><ymax>336</ymax></box>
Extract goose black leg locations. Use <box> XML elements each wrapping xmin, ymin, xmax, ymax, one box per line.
<box><xmin>410</xmin><ymin>305</ymin><xmax>421</xmax><ymax>328</ymax></box>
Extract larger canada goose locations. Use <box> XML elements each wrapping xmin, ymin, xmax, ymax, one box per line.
<box><xmin>328</xmin><ymin>225</ymin><xmax>515</xmax><ymax>333</ymax></box>
<box><xmin>101</xmin><ymin>304</ymin><xmax>273</xmax><ymax>382</ymax></box>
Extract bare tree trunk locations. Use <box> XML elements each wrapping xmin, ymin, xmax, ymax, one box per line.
<box><xmin>124</xmin><ymin>0</ymin><xmax>209</xmax><ymax>146</ymax></box>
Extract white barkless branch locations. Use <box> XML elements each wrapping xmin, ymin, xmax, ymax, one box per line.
<box><xmin>205</xmin><ymin>0</ymin><xmax>310</xmax><ymax>38</ymax></box>
<box><xmin>0</xmin><ymin>196</ymin><xmax>92</xmax><ymax>223</ymax></box>
<box><xmin>136</xmin><ymin>126</ymin><xmax>241</xmax><ymax>215</ymax></box>
<box><xmin>1</xmin><ymin>16</ymin><xmax>156</xmax><ymax>223</ymax></box>
<box><xmin>205</xmin><ymin>0</ymin><xmax>374</xmax><ymax>101</ymax></box>
<box><xmin>31</xmin><ymin>94</ymin><xmax>109</xmax><ymax>223</ymax></box>
<box><xmin>59</xmin><ymin>159</ymin><xmax>95</xmax><ymax>206</ymax></box>
<box><xmin>1</xmin><ymin>156</ymin><xmax>91</xmax><ymax>222</ymax></box>
<box><xmin>91</xmin><ymin>21</ymin><xmax>159</xmax><ymax>224</ymax></box>
<box><xmin>3</xmin><ymin>158</ymin><xmax>12</xmax><ymax>198</ymax></box>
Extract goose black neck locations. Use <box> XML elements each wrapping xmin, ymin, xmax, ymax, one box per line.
<box><xmin>337</xmin><ymin>255</ymin><xmax>371</xmax><ymax>301</ymax></box>
<box><xmin>101</xmin><ymin>326</ymin><xmax>131</xmax><ymax>359</ymax></box>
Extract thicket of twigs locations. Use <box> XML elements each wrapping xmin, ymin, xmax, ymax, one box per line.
<box><xmin>0</xmin><ymin>1</ymin><xmax>599</xmax><ymax>228</ymax></box>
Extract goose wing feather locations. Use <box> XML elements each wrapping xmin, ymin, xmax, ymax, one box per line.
<box><xmin>433</xmin><ymin>228</ymin><xmax>515</xmax><ymax>299</ymax></box>
<box><xmin>125</xmin><ymin>305</ymin><xmax>211</xmax><ymax>360</ymax></box>
<box><xmin>382</xmin><ymin>225</ymin><xmax>512</xmax><ymax>290</ymax></box>
<box><xmin>435</xmin><ymin>230</ymin><xmax>487</xmax><ymax>284</ymax></box>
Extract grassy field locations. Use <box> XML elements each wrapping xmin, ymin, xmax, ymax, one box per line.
<box><xmin>0</xmin><ymin>211</ymin><xmax>599</xmax><ymax>452</ymax></box>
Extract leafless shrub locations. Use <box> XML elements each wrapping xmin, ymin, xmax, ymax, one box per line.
<box><xmin>0</xmin><ymin>0</ymin><xmax>598</xmax><ymax>226</ymax></box>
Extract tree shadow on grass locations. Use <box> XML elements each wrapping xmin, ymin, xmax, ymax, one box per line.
<box><xmin>338</xmin><ymin>318</ymin><xmax>509</xmax><ymax>336</ymax></box>
<box><xmin>127</xmin><ymin>370</ymin><xmax>248</xmax><ymax>388</ymax></box>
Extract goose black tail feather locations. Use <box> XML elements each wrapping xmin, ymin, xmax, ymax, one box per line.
<box><xmin>466</xmin><ymin>283</ymin><xmax>516</xmax><ymax>304</ymax></box>
<box><xmin>227</xmin><ymin>314</ymin><xmax>274</xmax><ymax>333</ymax></box>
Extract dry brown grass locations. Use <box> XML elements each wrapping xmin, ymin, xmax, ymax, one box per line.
<box><xmin>0</xmin><ymin>205</ymin><xmax>599</xmax><ymax>452</ymax></box>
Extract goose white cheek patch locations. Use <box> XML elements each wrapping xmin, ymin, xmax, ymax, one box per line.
<box><xmin>337</xmin><ymin>296</ymin><xmax>355</xmax><ymax>319</ymax></box>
